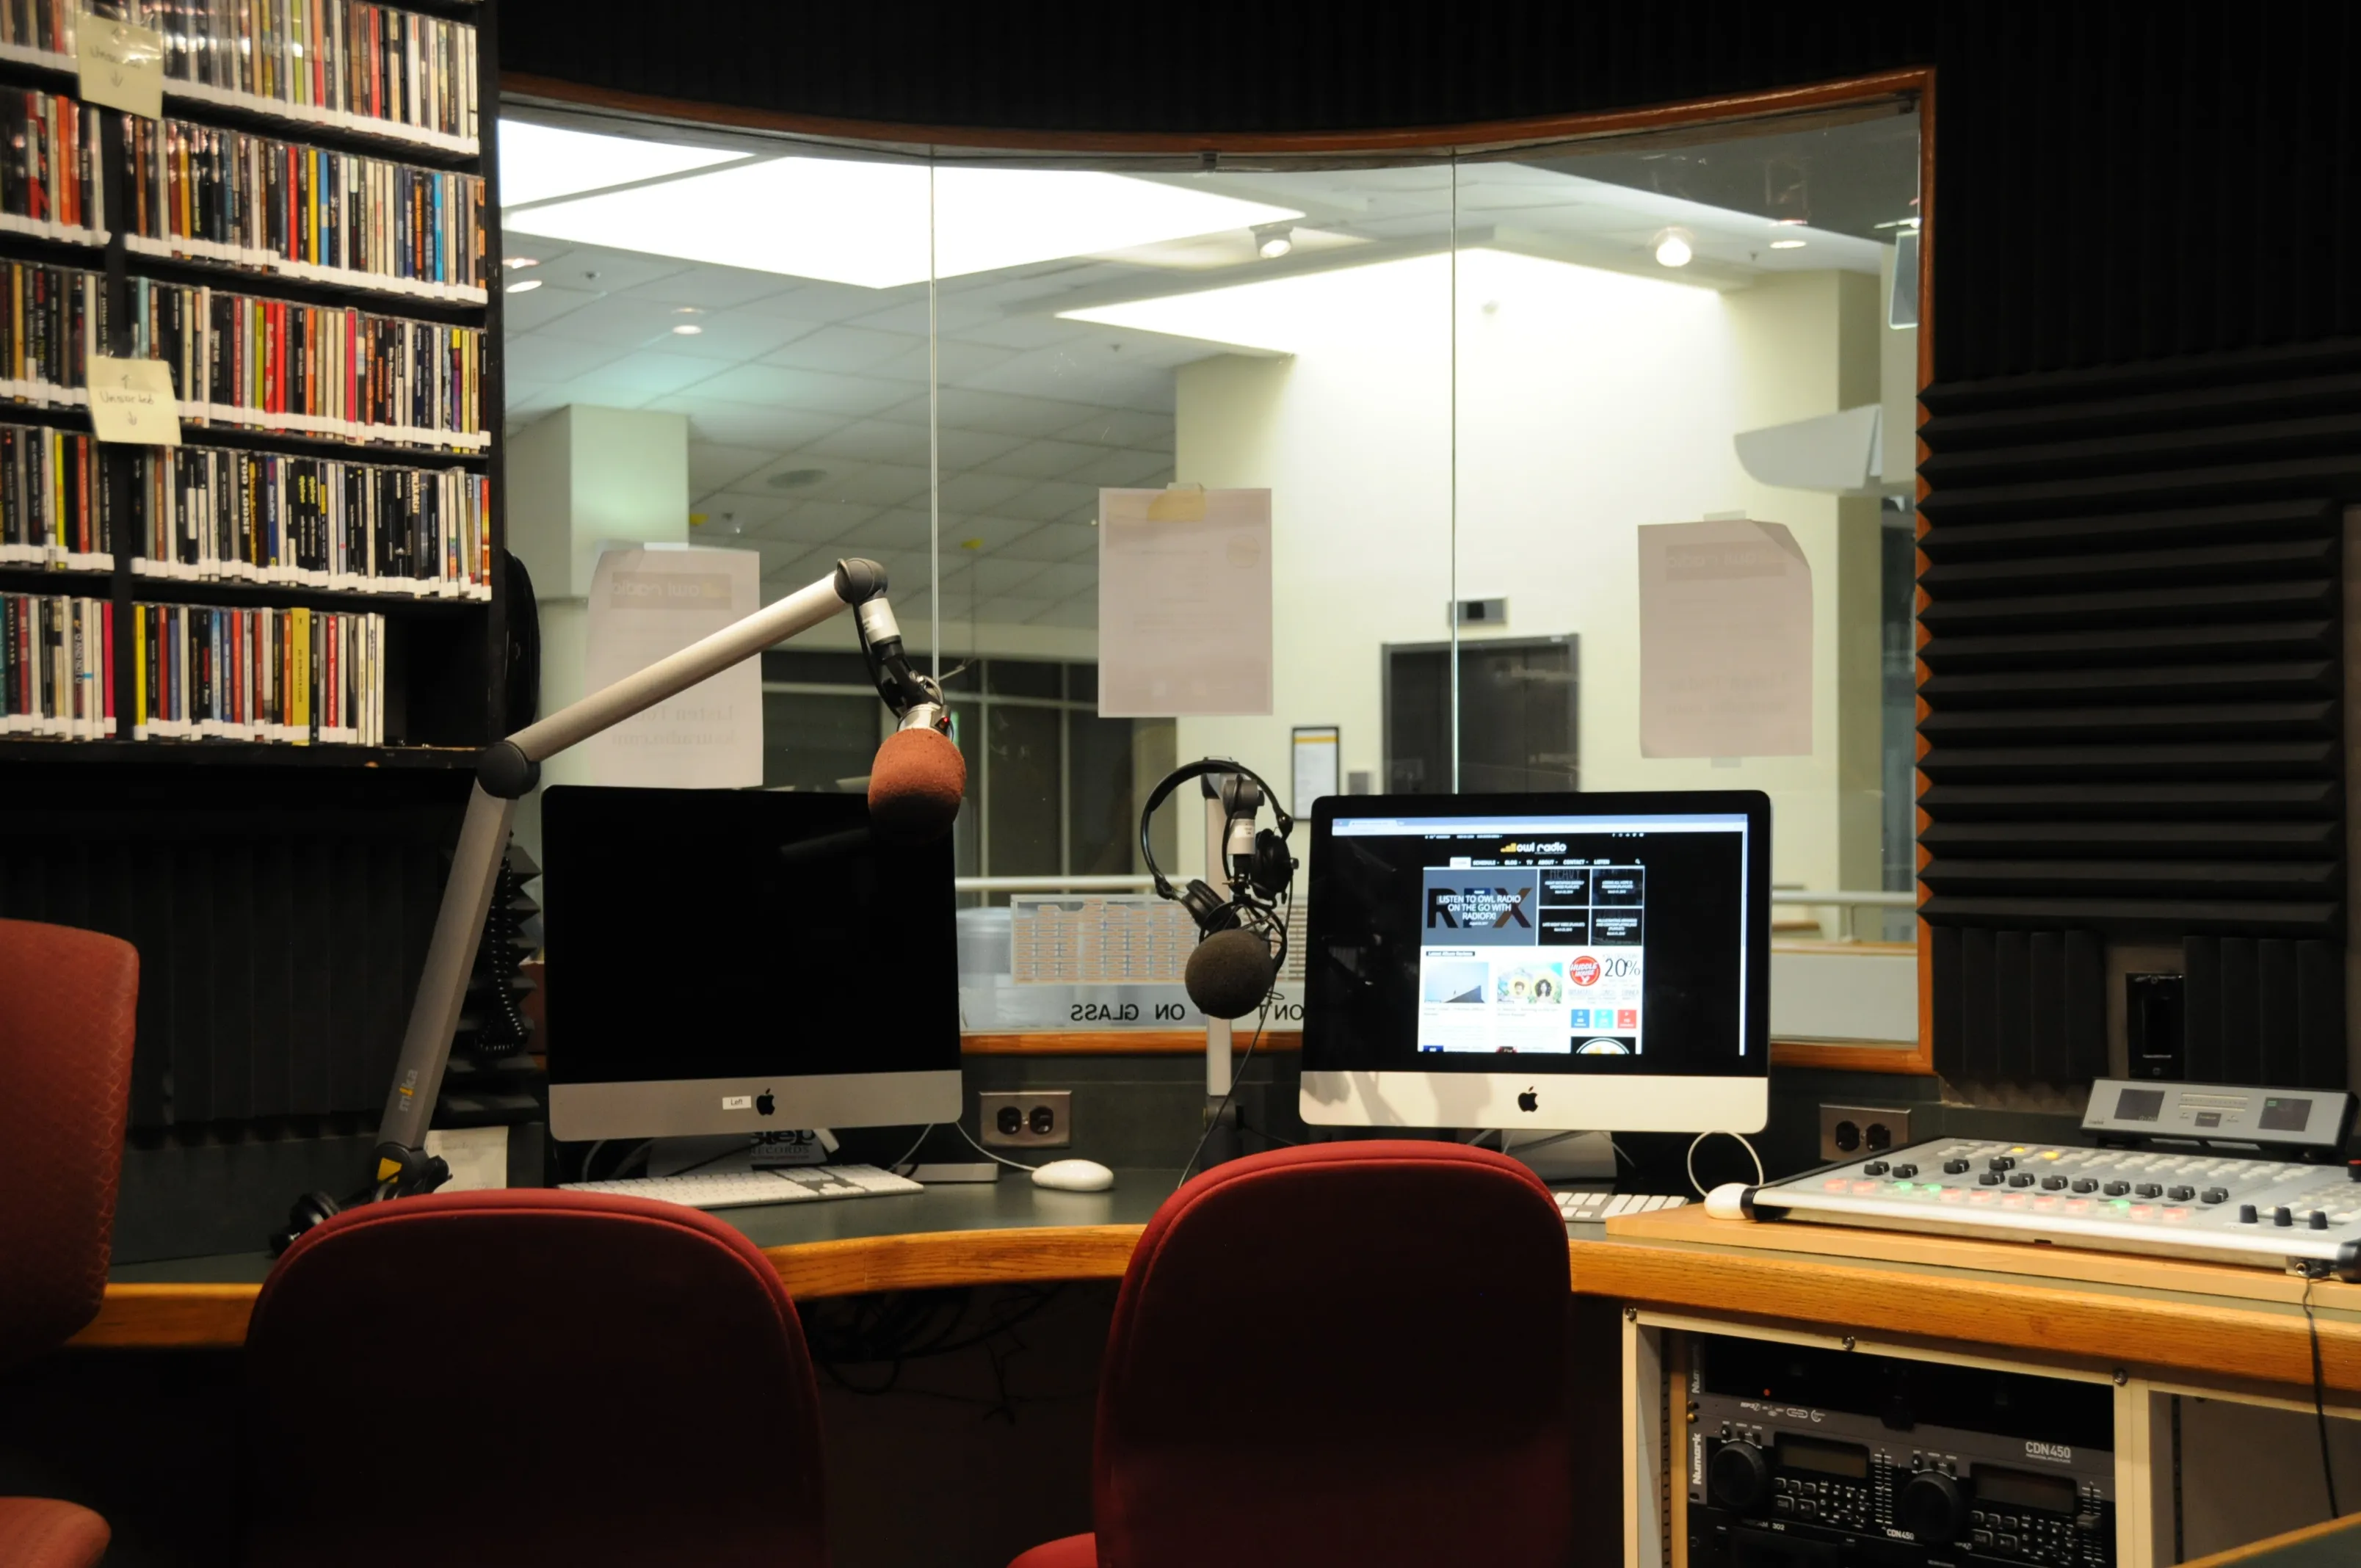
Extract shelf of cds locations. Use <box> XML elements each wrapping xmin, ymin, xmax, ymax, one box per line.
<box><xmin>0</xmin><ymin>88</ymin><xmax>487</xmax><ymax>302</ymax></box>
<box><xmin>0</xmin><ymin>0</ymin><xmax>496</xmax><ymax>762</ymax></box>
<box><xmin>0</xmin><ymin>0</ymin><xmax>480</xmax><ymax>156</ymax></box>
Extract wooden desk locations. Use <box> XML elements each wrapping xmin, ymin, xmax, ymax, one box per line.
<box><xmin>2183</xmin><ymin>1514</ymin><xmax>2361</xmax><ymax>1566</ymax></box>
<box><xmin>87</xmin><ymin>1183</ymin><xmax>2361</xmax><ymax>1392</ymax></box>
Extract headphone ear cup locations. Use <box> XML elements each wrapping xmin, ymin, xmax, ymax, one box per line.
<box><xmin>1178</xmin><ymin>879</ymin><xmax>1240</xmax><ymax>934</ymax></box>
<box><xmin>1249</xmin><ymin>829</ymin><xmax>1294</xmax><ymax>900</ymax></box>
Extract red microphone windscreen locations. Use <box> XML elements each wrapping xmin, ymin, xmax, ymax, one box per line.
<box><xmin>868</xmin><ymin>727</ymin><xmax>966</xmax><ymax>843</ymax></box>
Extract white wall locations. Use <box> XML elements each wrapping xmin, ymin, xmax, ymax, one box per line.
<box><xmin>1167</xmin><ymin>248</ymin><xmax>1885</xmax><ymax>901</ymax></box>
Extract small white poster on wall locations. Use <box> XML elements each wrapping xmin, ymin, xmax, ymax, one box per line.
<box><xmin>1098</xmin><ymin>486</ymin><xmax>1273</xmax><ymax>717</ymax></box>
<box><xmin>581</xmin><ymin>544</ymin><xmax>763</xmax><ymax>787</ymax></box>
<box><xmin>1637</xmin><ymin>517</ymin><xmax>1813</xmax><ymax>758</ymax></box>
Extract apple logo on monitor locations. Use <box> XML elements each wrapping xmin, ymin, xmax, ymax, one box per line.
<box><xmin>1517</xmin><ymin>1087</ymin><xmax>1539</xmax><ymax>1113</ymax></box>
<box><xmin>755</xmin><ymin>1089</ymin><xmax>776</xmax><ymax>1117</ymax></box>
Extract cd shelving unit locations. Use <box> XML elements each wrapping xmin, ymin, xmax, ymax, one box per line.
<box><xmin>0</xmin><ymin>0</ymin><xmax>504</xmax><ymax>766</ymax></box>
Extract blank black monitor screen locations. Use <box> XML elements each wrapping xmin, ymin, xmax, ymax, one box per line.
<box><xmin>541</xmin><ymin>785</ymin><xmax>959</xmax><ymax>1087</ymax></box>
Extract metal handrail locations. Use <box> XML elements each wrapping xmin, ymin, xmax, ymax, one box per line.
<box><xmin>954</xmin><ymin>875</ymin><xmax>1158</xmax><ymax>893</ymax></box>
<box><xmin>1772</xmin><ymin>890</ymin><xmax>1918</xmax><ymax>909</ymax></box>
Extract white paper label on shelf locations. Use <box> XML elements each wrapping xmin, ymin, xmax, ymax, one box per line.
<box><xmin>87</xmin><ymin>356</ymin><xmax>181</xmax><ymax>446</ymax></box>
<box><xmin>75</xmin><ymin>16</ymin><xmax>164</xmax><ymax>119</ymax></box>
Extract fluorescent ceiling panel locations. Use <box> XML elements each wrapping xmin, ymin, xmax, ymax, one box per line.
<box><xmin>1059</xmin><ymin>247</ymin><xmax>1708</xmax><ymax>355</ymax></box>
<box><xmin>509</xmin><ymin>159</ymin><xmax>1300</xmax><ymax>289</ymax></box>
<box><xmin>500</xmin><ymin>120</ymin><xmax>750</xmax><ymax>207</ymax></box>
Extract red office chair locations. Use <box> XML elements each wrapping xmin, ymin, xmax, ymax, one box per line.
<box><xmin>244</xmin><ymin>1189</ymin><xmax>831</xmax><ymax>1568</ymax></box>
<box><xmin>0</xmin><ymin>918</ymin><xmax>139</xmax><ymax>1568</ymax></box>
<box><xmin>1010</xmin><ymin>1141</ymin><xmax>1581</xmax><ymax>1568</ymax></box>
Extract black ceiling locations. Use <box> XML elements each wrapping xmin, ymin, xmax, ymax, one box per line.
<box><xmin>492</xmin><ymin>1</ymin><xmax>2361</xmax><ymax>382</ymax></box>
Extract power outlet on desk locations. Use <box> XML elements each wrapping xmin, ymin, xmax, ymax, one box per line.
<box><xmin>1821</xmin><ymin>1103</ymin><xmax>1914</xmax><ymax>1162</ymax></box>
<box><xmin>979</xmin><ymin>1091</ymin><xmax>1073</xmax><ymax>1148</ymax></box>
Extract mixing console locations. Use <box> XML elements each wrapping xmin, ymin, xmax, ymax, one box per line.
<box><xmin>1749</xmin><ymin>1080</ymin><xmax>2360</xmax><ymax>1277</ymax></box>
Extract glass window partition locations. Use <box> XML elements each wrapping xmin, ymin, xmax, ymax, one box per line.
<box><xmin>499</xmin><ymin>90</ymin><xmax>1923</xmax><ymax>1030</ymax></box>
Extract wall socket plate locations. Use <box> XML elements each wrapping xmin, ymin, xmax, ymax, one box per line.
<box><xmin>1820</xmin><ymin>1103</ymin><xmax>1915</xmax><ymax>1162</ymax></box>
<box><xmin>979</xmin><ymin>1090</ymin><xmax>1072</xmax><ymax>1148</ymax></box>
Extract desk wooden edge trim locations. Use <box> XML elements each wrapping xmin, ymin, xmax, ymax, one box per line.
<box><xmin>764</xmin><ymin>1224</ymin><xmax>1146</xmax><ymax>1298</ymax></box>
<box><xmin>74</xmin><ymin>1283</ymin><xmax>261</xmax><ymax>1349</ymax></box>
<box><xmin>1571</xmin><ymin>1238</ymin><xmax>2361</xmax><ymax>1393</ymax></box>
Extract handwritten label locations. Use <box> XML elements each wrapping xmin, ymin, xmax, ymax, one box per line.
<box><xmin>76</xmin><ymin>16</ymin><xmax>164</xmax><ymax>119</ymax></box>
<box><xmin>87</xmin><ymin>356</ymin><xmax>181</xmax><ymax>446</ymax></box>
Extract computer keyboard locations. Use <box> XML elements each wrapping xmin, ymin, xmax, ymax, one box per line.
<box><xmin>560</xmin><ymin>1164</ymin><xmax>924</xmax><ymax>1211</ymax></box>
<box><xmin>1555</xmin><ymin>1189</ymin><xmax>1689</xmax><ymax>1224</ymax></box>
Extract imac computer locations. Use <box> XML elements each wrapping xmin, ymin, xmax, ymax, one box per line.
<box><xmin>1300</xmin><ymin>790</ymin><xmax>1769</xmax><ymax>1133</ymax></box>
<box><xmin>540</xmin><ymin>785</ymin><xmax>964</xmax><ymax>1142</ymax></box>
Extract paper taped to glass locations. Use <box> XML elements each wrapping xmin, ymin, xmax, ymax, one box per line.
<box><xmin>1637</xmin><ymin>518</ymin><xmax>1813</xmax><ymax>758</ymax></box>
<box><xmin>581</xmin><ymin>544</ymin><xmax>764</xmax><ymax>786</ymax></box>
<box><xmin>1098</xmin><ymin>486</ymin><xmax>1273</xmax><ymax>716</ymax></box>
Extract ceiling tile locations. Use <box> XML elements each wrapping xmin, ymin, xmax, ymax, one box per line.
<box><xmin>936</xmin><ymin>471</ymin><xmax>1037</xmax><ymax>511</ymax></box>
<box><xmin>645</xmin><ymin>397</ymin><xmax>849</xmax><ymax>449</ymax></box>
<box><xmin>561</xmin><ymin>349</ymin><xmax>724</xmax><ymax>399</ymax></box>
<box><xmin>687</xmin><ymin>365</ymin><xmax>912</xmax><ymax>416</ymax></box>
<box><xmin>622</xmin><ymin>266</ymin><xmax>803</xmax><ymax>311</ymax></box>
<box><xmin>976</xmin><ymin>438</ymin><xmax>1103</xmax><ymax>480</ymax></box>
<box><xmin>1060</xmin><ymin>448</ymin><xmax>1172</xmax><ymax>487</ymax></box>
<box><xmin>504</xmin><ymin>335</ymin><xmax>628</xmax><ymax>382</ymax></box>
<box><xmin>689</xmin><ymin>443</ymin><xmax>781</xmax><ymax>494</ymax></box>
<box><xmin>500</xmin><ymin>281</ymin><xmax>601</xmax><ymax>331</ymax></box>
<box><xmin>1052</xmin><ymin>408</ymin><xmax>1173</xmax><ymax>448</ymax></box>
<box><xmin>866</xmin><ymin>339</ymin><xmax>1019</xmax><ymax>384</ymax></box>
<box><xmin>747</xmin><ymin>498</ymin><xmax>878</xmax><ymax>541</ymax></box>
<box><xmin>825</xmin><ymin>462</ymin><xmax>932</xmax><ymax>507</ymax></box>
<box><xmin>1013</xmin><ymin>561</ymin><xmax>1099</xmax><ymax>600</ymax></box>
<box><xmin>802</xmin><ymin>420</ymin><xmax>932</xmax><ymax>465</ymax></box>
<box><xmin>948</xmin><ymin>313</ymin><xmax>1089</xmax><ymax>352</ymax></box>
<box><xmin>837</xmin><ymin>507</ymin><xmax>937</xmax><ymax>550</ymax></box>
<box><xmin>988</xmin><ymin>523</ymin><xmax>1089</xmax><ymax>562</ymax></box>
<box><xmin>507</xmin><ymin>247</ymin><xmax>694</xmax><ymax>295</ymax></box>
<box><xmin>922</xmin><ymin>388</ymin><xmax>1103</xmax><ymax>438</ymax></box>
<box><xmin>973</xmin><ymin>595</ymin><xmax>1055</xmax><ymax>624</ymax></box>
<box><xmin>1026</xmin><ymin>597</ymin><xmax>1100</xmax><ymax>628</ymax></box>
<box><xmin>762</xmin><ymin>325</ymin><xmax>921</xmax><ymax>374</ymax></box>
<box><xmin>999</xmin><ymin>479</ymin><xmax>1100</xmax><ymax>523</ymax></box>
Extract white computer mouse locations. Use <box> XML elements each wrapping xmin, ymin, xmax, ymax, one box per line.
<box><xmin>1031</xmin><ymin>1159</ymin><xmax>1115</xmax><ymax>1193</ymax></box>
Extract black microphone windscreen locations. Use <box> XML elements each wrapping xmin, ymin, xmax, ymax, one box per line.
<box><xmin>868</xmin><ymin>726</ymin><xmax>965</xmax><ymax>843</ymax></box>
<box><xmin>1185</xmin><ymin>927</ymin><xmax>1276</xmax><ymax>1020</ymax></box>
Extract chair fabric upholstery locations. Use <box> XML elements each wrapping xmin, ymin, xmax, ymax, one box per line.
<box><xmin>243</xmin><ymin>1188</ymin><xmax>830</xmax><ymax>1568</ymax></box>
<box><xmin>0</xmin><ymin>918</ymin><xmax>138</xmax><ymax>1373</ymax></box>
<box><xmin>1007</xmin><ymin>1533</ymin><xmax>1097</xmax><ymax>1568</ymax></box>
<box><xmin>1030</xmin><ymin>1141</ymin><xmax>1579</xmax><ymax>1568</ymax></box>
<box><xmin>0</xmin><ymin>1497</ymin><xmax>110</xmax><ymax>1568</ymax></box>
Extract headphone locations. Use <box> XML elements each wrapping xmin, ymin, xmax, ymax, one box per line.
<box><xmin>1139</xmin><ymin>758</ymin><xmax>1297</xmax><ymax>976</ymax></box>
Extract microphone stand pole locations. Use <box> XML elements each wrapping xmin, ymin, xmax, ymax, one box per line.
<box><xmin>340</xmin><ymin>559</ymin><xmax>938</xmax><ymax>1213</ymax></box>
<box><xmin>1199</xmin><ymin>771</ymin><xmax>1242</xmax><ymax>1170</ymax></box>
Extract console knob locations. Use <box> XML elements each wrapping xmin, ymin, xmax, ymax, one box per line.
<box><xmin>1979</xmin><ymin>1172</ymin><xmax>2003</xmax><ymax>1186</ymax></box>
<box><xmin>1990</xmin><ymin>1157</ymin><xmax>2016</xmax><ymax>1172</ymax></box>
<box><xmin>1945</xmin><ymin>1159</ymin><xmax>1971</xmax><ymax>1175</ymax></box>
<box><xmin>1863</xmin><ymin>1161</ymin><xmax>1890</xmax><ymax>1176</ymax></box>
<box><xmin>2239</xmin><ymin>1204</ymin><xmax>2260</xmax><ymax>1224</ymax></box>
<box><xmin>1898</xmin><ymin>1470</ymin><xmax>1970</xmax><ymax>1545</ymax></box>
<box><xmin>2202</xmin><ymin>1188</ymin><xmax>2230</xmax><ymax>1205</ymax></box>
<box><xmin>2103</xmin><ymin>1181</ymin><xmax>2130</xmax><ymax>1197</ymax></box>
<box><xmin>1893</xmin><ymin>1164</ymin><xmax>1919</xmax><ymax>1179</ymax></box>
<box><xmin>2009</xmin><ymin>1173</ymin><xmax>2037</xmax><ymax>1188</ymax></box>
<box><xmin>2042</xmin><ymin>1176</ymin><xmax>2068</xmax><ymax>1191</ymax></box>
<box><xmin>2276</xmin><ymin>1206</ymin><xmax>2296</xmax><ymax>1228</ymax></box>
<box><xmin>1708</xmin><ymin>1440</ymin><xmax>1773</xmax><ymax>1511</ymax></box>
<box><xmin>2168</xmin><ymin>1186</ymin><xmax>2196</xmax><ymax>1202</ymax></box>
<box><xmin>2312</xmin><ymin>1211</ymin><xmax>2330</xmax><ymax>1230</ymax></box>
<box><xmin>2135</xmin><ymin>1183</ymin><xmax>2164</xmax><ymax>1199</ymax></box>
<box><xmin>2071</xmin><ymin>1179</ymin><xmax>2099</xmax><ymax>1194</ymax></box>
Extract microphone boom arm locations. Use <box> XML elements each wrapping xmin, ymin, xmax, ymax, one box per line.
<box><xmin>363</xmin><ymin>558</ymin><xmax>936</xmax><ymax>1203</ymax></box>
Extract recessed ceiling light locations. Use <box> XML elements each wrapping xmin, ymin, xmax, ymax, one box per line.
<box><xmin>671</xmin><ymin>323</ymin><xmax>704</xmax><ymax>335</ymax></box>
<box><xmin>1255</xmin><ymin>222</ymin><xmax>1295</xmax><ymax>261</ymax></box>
<box><xmin>498</xmin><ymin>120</ymin><xmax>751</xmax><ymax>207</ymax></box>
<box><xmin>673</xmin><ymin>305</ymin><xmax>705</xmax><ymax>314</ymax></box>
<box><xmin>1653</xmin><ymin>228</ymin><xmax>1694</xmax><ymax>268</ymax></box>
<box><xmin>509</xmin><ymin>160</ymin><xmax>1301</xmax><ymax>289</ymax></box>
<box><xmin>1769</xmin><ymin>239</ymin><xmax>1807</xmax><ymax>250</ymax></box>
<box><xmin>505</xmin><ymin>277</ymin><xmax>543</xmax><ymax>294</ymax></box>
<box><xmin>767</xmin><ymin>468</ymin><xmax>829</xmax><ymax>491</ymax></box>
<box><xmin>501</xmin><ymin>255</ymin><xmax>538</xmax><ymax>270</ymax></box>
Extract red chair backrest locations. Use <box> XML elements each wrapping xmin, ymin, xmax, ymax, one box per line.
<box><xmin>1092</xmin><ymin>1141</ymin><xmax>1578</xmax><ymax>1568</ymax></box>
<box><xmin>244</xmin><ymin>1189</ymin><xmax>830</xmax><ymax>1568</ymax></box>
<box><xmin>0</xmin><ymin>918</ymin><xmax>137</xmax><ymax>1371</ymax></box>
